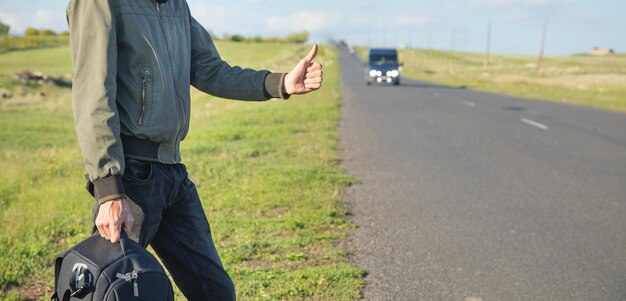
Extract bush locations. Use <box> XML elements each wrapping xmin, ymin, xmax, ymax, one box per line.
<box><xmin>217</xmin><ymin>31</ymin><xmax>309</xmax><ymax>44</ymax></box>
<box><xmin>25</xmin><ymin>28</ymin><xmax>39</xmax><ymax>36</ymax></box>
<box><xmin>264</xmin><ymin>36</ymin><xmax>284</xmax><ymax>43</ymax></box>
<box><xmin>39</xmin><ymin>29</ymin><xmax>57</xmax><ymax>36</ymax></box>
<box><xmin>0</xmin><ymin>21</ymin><xmax>9</xmax><ymax>36</ymax></box>
<box><xmin>286</xmin><ymin>31</ymin><xmax>309</xmax><ymax>44</ymax></box>
<box><xmin>230</xmin><ymin>34</ymin><xmax>245</xmax><ymax>42</ymax></box>
<box><xmin>249</xmin><ymin>35</ymin><xmax>263</xmax><ymax>43</ymax></box>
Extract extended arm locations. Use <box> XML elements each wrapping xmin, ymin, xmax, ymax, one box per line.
<box><xmin>189</xmin><ymin>16</ymin><xmax>324</xmax><ymax>99</ymax></box>
<box><xmin>189</xmin><ymin>16</ymin><xmax>288</xmax><ymax>100</ymax></box>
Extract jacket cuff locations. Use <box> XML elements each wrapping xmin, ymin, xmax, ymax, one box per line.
<box><xmin>93</xmin><ymin>174</ymin><xmax>125</xmax><ymax>205</ymax></box>
<box><xmin>264</xmin><ymin>73</ymin><xmax>290</xmax><ymax>100</ymax></box>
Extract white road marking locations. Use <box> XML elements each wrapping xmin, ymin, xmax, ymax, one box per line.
<box><xmin>521</xmin><ymin>118</ymin><xmax>549</xmax><ymax>130</ymax></box>
<box><xmin>462</xmin><ymin>101</ymin><xmax>476</xmax><ymax>107</ymax></box>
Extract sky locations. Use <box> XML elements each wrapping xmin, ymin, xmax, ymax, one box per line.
<box><xmin>0</xmin><ymin>0</ymin><xmax>624</xmax><ymax>56</ymax></box>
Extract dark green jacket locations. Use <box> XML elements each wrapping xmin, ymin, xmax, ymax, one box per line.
<box><xmin>67</xmin><ymin>0</ymin><xmax>288</xmax><ymax>203</ymax></box>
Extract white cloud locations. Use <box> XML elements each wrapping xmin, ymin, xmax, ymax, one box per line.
<box><xmin>266</xmin><ymin>9</ymin><xmax>433</xmax><ymax>34</ymax></box>
<box><xmin>190</xmin><ymin>3</ymin><xmax>270</xmax><ymax>36</ymax></box>
<box><xmin>33</xmin><ymin>10</ymin><xmax>61</xmax><ymax>29</ymax></box>
<box><xmin>191</xmin><ymin>4</ymin><xmax>229</xmax><ymax>26</ymax></box>
<box><xmin>189</xmin><ymin>4</ymin><xmax>240</xmax><ymax>35</ymax></box>
<box><xmin>266</xmin><ymin>11</ymin><xmax>337</xmax><ymax>32</ymax></box>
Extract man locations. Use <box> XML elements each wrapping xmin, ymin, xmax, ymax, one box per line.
<box><xmin>66</xmin><ymin>0</ymin><xmax>323</xmax><ymax>299</ymax></box>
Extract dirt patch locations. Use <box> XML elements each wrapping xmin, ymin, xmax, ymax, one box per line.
<box><xmin>9</xmin><ymin>281</ymin><xmax>53</xmax><ymax>301</ymax></box>
<box><xmin>2</xmin><ymin>98</ymin><xmax>43</xmax><ymax>106</ymax></box>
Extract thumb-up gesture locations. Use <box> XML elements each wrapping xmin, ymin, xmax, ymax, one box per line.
<box><xmin>284</xmin><ymin>44</ymin><xmax>323</xmax><ymax>95</ymax></box>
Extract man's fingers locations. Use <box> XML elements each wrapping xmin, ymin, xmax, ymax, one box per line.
<box><xmin>93</xmin><ymin>198</ymin><xmax>133</xmax><ymax>243</ymax></box>
<box><xmin>307</xmin><ymin>62</ymin><xmax>322</xmax><ymax>73</ymax></box>
<box><xmin>97</xmin><ymin>222</ymin><xmax>110</xmax><ymax>240</ymax></box>
<box><xmin>285</xmin><ymin>44</ymin><xmax>323</xmax><ymax>95</ymax></box>
<box><xmin>109</xmin><ymin>222</ymin><xmax>122</xmax><ymax>243</ymax></box>
<box><xmin>304</xmin><ymin>77</ymin><xmax>323</xmax><ymax>85</ymax></box>
<box><xmin>306</xmin><ymin>70</ymin><xmax>323</xmax><ymax>79</ymax></box>
<box><xmin>304</xmin><ymin>44</ymin><xmax>318</xmax><ymax>62</ymax></box>
<box><xmin>304</xmin><ymin>83</ymin><xmax>321</xmax><ymax>90</ymax></box>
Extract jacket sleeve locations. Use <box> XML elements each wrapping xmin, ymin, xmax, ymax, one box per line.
<box><xmin>189</xmin><ymin>16</ymin><xmax>289</xmax><ymax>100</ymax></box>
<box><xmin>67</xmin><ymin>0</ymin><xmax>125</xmax><ymax>204</ymax></box>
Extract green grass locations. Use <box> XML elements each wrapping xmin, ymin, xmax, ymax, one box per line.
<box><xmin>0</xmin><ymin>36</ymin><xmax>69</xmax><ymax>53</ymax></box>
<box><xmin>359</xmin><ymin>47</ymin><xmax>626</xmax><ymax>112</ymax></box>
<box><xmin>0</xmin><ymin>42</ymin><xmax>364</xmax><ymax>300</ymax></box>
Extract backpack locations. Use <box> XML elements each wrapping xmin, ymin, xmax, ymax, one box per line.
<box><xmin>52</xmin><ymin>230</ymin><xmax>174</xmax><ymax>301</ymax></box>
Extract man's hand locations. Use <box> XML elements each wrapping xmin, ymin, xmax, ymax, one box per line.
<box><xmin>284</xmin><ymin>44</ymin><xmax>323</xmax><ymax>95</ymax></box>
<box><xmin>95</xmin><ymin>198</ymin><xmax>134</xmax><ymax>243</ymax></box>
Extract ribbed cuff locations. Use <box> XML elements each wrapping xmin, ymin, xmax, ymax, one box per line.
<box><xmin>93</xmin><ymin>174</ymin><xmax>125</xmax><ymax>205</ymax></box>
<box><xmin>264</xmin><ymin>73</ymin><xmax>290</xmax><ymax>100</ymax></box>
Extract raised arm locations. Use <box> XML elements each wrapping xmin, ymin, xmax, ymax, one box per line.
<box><xmin>189</xmin><ymin>16</ymin><xmax>288</xmax><ymax>100</ymax></box>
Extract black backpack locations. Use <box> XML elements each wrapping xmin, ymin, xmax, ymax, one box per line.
<box><xmin>52</xmin><ymin>230</ymin><xmax>174</xmax><ymax>301</ymax></box>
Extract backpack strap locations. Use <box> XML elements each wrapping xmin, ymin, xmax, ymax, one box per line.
<box><xmin>50</xmin><ymin>254</ymin><xmax>65</xmax><ymax>301</ymax></box>
<box><xmin>119</xmin><ymin>228</ymin><xmax>133</xmax><ymax>256</ymax></box>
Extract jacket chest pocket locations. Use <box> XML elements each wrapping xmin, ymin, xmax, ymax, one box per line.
<box><xmin>138</xmin><ymin>66</ymin><xmax>153</xmax><ymax>125</ymax></box>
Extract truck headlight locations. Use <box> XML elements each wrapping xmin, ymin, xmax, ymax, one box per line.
<box><xmin>387</xmin><ymin>70</ymin><xmax>399</xmax><ymax>77</ymax></box>
<box><xmin>369</xmin><ymin>70</ymin><xmax>378</xmax><ymax>77</ymax></box>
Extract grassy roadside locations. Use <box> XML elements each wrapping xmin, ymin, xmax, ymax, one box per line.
<box><xmin>358</xmin><ymin>47</ymin><xmax>626</xmax><ymax>112</ymax></box>
<box><xmin>0</xmin><ymin>35</ymin><xmax>70</xmax><ymax>53</ymax></box>
<box><xmin>0</xmin><ymin>42</ymin><xmax>364</xmax><ymax>300</ymax></box>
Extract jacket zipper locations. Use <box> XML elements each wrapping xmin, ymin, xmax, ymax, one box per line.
<box><xmin>155</xmin><ymin>2</ymin><xmax>186</xmax><ymax>160</ymax></box>
<box><xmin>139</xmin><ymin>76</ymin><xmax>146</xmax><ymax>125</ymax></box>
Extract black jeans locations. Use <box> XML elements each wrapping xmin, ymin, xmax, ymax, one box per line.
<box><xmin>93</xmin><ymin>158</ymin><xmax>235</xmax><ymax>301</ymax></box>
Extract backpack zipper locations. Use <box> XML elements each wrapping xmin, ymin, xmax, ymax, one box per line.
<box><xmin>103</xmin><ymin>269</ymin><xmax>171</xmax><ymax>300</ymax></box>
<box><xmin>116</xmin><ymin>271</ymin><xmax>139</xmax><ymax>297</ymax></box>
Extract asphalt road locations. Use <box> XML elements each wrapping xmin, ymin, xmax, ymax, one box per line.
<box><xmin>338</xmin><ymin>47</ymin><xmax>626</xmax><ymax>300</ymax></box>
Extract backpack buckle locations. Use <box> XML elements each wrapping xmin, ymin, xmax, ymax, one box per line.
<box><xmin>69</xmin><ymin>263</ymin><xmax>92</xmax><ymax>297</ymax></box>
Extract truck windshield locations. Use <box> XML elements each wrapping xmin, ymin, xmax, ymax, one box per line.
<box><xmin>370</xmin><ymin>54</ymin><xmax>398</xmax><ymax>65</ymax></box>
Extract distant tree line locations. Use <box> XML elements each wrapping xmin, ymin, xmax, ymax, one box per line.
<box><xmin>0</xmin><ymin>21</ymin><xmax>69</xmax><ymax>52</ymax></box>
<box><xmin>24</xmin><ymin>27</ymin><xmax>70</xmax><ymax>37</ymax></box>
<box><xmin>219</xmin><ymin>31</ymin><xmax>309</xmax><ymax>44</ymax></box>
<box><xmin>0</xmin><ymin>21</ymin><xmax>70</xmax><ymax>37</ymax></box>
